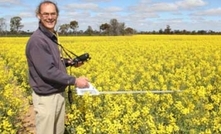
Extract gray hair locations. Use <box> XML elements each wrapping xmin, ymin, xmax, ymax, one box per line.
<box><xmin>36</xmin><ymin>0</ymin><xmax>59</xmax><ymax>16</ymax></box>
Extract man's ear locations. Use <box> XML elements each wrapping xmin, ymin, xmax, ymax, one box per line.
<box><xmin>37</xmin><ymin>14</ymin><xmax>41</xmax><ymax>20</ymax></box>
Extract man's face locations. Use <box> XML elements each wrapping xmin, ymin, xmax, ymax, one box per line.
<box><xmin>37</xmin><ymin>3</ymin><xmax>58</xmax><ymax>32</ymax></box>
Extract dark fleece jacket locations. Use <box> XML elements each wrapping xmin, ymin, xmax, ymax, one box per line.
<box><xmin>25</xmin><ymin>23</ymin><xmax>75</xmax><ymax>95</ymax></box>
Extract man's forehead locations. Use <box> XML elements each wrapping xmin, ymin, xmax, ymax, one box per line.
<box><xmin>40</xmin><ymin>3</ymin><xmax>56</xmax><ymax>11</ymax></box>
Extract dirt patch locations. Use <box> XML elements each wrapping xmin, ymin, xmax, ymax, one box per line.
<box><xmin>18</xmin><ymin>105</ymin><xmax>36</xmax><ymax>134</ymax></box>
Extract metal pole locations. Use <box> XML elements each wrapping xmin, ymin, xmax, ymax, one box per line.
<box><xmin>99</xmin><ymin>90</ymin><xmax>182</xmax><ymax>95</ymax></box>
<box><xmin>76</xmin><ymin>83</ymin><xmax>182</xmax><ymax>96</ymax></box>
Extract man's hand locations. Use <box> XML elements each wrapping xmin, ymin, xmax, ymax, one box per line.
<box><xmin>75</xmin><ymin>77</ymin><xmax>89</xmax><ymax>88</ymax></box>
<box><xmin>71</xmin><ymin>61</ymin><xmax>84</xmax><ymax>68</ymax></box>
<box><xmin>63</xmin><ymin>58</ymin><xmax>84</xmax><ymax>67</ymax></box>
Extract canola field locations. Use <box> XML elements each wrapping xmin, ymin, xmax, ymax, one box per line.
<box><xmin>0</xmin><ymin>35</ymin><xmax>221</xmax><ymax>133</ymax></box>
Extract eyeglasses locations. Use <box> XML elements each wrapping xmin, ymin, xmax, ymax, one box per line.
<box><xmin>40</xmin><ymin>12</ymin><xmax>57</xmax><ymax>18</ymax></box>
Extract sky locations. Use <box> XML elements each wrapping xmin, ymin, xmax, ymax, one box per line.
<box><xmin>0</xmin><ymin>0</ymin><xmax>221</xmax><ymax>32</ymax></box>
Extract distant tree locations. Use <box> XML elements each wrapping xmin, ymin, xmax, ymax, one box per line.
<box><xmin>118</xmin><ymin>22</ymin><xmax>125</xmax><ymax>35</ymax></box>
<box><xmin>197</xmin><ymin>30</ymin><xmax>207</xmax><ymax>34</ymax></box>
<box><xmin>85</xmin><ymin>26</ymin><xmax>93</xmax><ymax>36</ymax></box>
<box><xmin>173</xmin><ymin>30</ymin><xmax>181</xmax><ymax>34</ymax></box>
<box><xmin>164</xmin><ymin>25</ymin><xmax>171</xmax><ymax>34</ymax></box>
<box><xmin>108</xmin><ymin>18</ymin><xmax>127</xmax><ymax>36</ymax></box>
<box><xmin>109</xmin><ymin>18</ymin><xmax>119</xmax><ymax>36</ymax></box>
<box><xmin>0</xmin><ymin>17</ymin><xmax>7</xmax><ymax>35</ymax></box>
<box><xmin>182</xmin><ymin>29</ymin><xmax>187</xmax><ymax>34</ymax></box>
<box><xmin>78</xmin><ymin>30</ymin><xmax>84</xmax><ymax>34</ymax></box>
<box><xmin>59</xmin><ymin>24</ymin><xmax>70</xmax><ymax>35</ymax></box>
<box><xmin>152</xmin><ymin>30</ymin><xmax>157</xmax><ymax>34</ymax></box>
<box><xmin>125</xmin><ymin>27</ymin><xmax>134</xmax><ymax>35</ymax></box>
<box><xmin>100</xmin><ymin>23</ymin><xmax>110</xmax><ymax>35</ymax></box>
<box><xmin>10</xmin><ymin>16</ymin><xmax>24</xmax><ymax>33</ymax></box>
<box><xmin>159</xmin><ymin>29</ymin><xmax>163</xmax><ymax>34</ymax></box>
<box><xmin>93</xmin><ymin>30</ymin><xmax>100</xmax><ymax>35</ymax></box>
<box><xmin>69</xmin><ymin>20</ymin><xmax>78</xmax><ymax>35</ymax></box>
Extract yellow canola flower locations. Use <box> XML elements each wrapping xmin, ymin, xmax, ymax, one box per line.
<box><xmin>204</xmin><ymin>104</ymin><xmax>214</xmax><ymax>111</ymax></box>
<box><xmin>1</xmin><ymin>35</ymin><xmax>221</xmax><ymax>133</ymax></box>
<box><xmin>6</xmin><ymin>109</ymin><xmax>14</xmax><ymax>116</ymax></box>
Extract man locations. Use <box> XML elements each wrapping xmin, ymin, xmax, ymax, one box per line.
<box><xmin>25</xmin><ymin>1</ymin><xmax>89</xmax><ymax>134</ymax></box>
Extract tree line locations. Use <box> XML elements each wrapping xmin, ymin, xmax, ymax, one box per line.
<box><xmin>0</xmin><ymin>16</ymin><xmax>135</xmax><ymax>36</ymax></box>
<box><xmin>0</xmin><ymin>16</ymin><xmax>220</xmax><ymax>36</ymax></box>
<box><xmin>140</xmin><ymin>25</ymin><xmax>221</xmax><ymax>35</ymax></box>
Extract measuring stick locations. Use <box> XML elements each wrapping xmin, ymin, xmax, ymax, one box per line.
<box><xmin>76</xmin><ymin>83</ymin><xmax>182</xmax><ymax>96</ymax></box>
<box><xmin>99</xmin><ymin>90</ymin><xmax>181</xmax><ymax>94</ymax></box>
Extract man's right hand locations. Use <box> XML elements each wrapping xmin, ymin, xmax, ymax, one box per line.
<box><xmin>74</xmin><ymin>77</ymin><xmax>89</xmax><ymax>88</ymax></box>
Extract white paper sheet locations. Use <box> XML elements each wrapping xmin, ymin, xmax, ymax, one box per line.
<box><xmin>76</xmin><ymin>83</ymin><xmax>99</xmax><ymax>95</ymax></box>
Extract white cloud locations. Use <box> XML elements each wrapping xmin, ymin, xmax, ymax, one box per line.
<box><xmin>194</xmin><ymin>8</ymin><xmax>221</xmax><ymax>16</ymax></box>
<box><xmin>0</xmin><ymin>0</ymin><xmax>20</xmax><ymax>4</ymax></box>
<box><xmin>80</xmin><ymin>0</ymin><xmax>111</xmax><ymax>2</ymax></box>
<box><xmin>19</xmin><ymin>12</ymin><xmax>34</xmax><ymax>18</ymax></box>
<box><xmin>148</xmin><ymin>3</ymin><xmax>178</xmax><ymax>12</ymax></box>
<box><xmin>104</xmin><ymin>6</ymin><xmax>123</xmax><ymax>12</ymax></box>
<box><xmin>176</xmin><ymin>0</ymin><xmax>207</xmax><ymax>9</ymax></box>
<box><xmin>66</xmin><ymin>3</ymin><xmax>99</xmax><ymax>11</ymax></box>
<box><xmin>130</xmin><ymin>0</ymin><xmax>207</xmax><ymax>13</ymax></box>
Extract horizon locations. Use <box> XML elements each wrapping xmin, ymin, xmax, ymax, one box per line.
<box><xmin>0</xmin><ymin>0</ymin><xmax>221</xmax><ymax>32</ymax></box>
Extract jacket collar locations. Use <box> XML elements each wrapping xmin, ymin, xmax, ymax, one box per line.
<box><xmin>39</xmin><ymin>22</ymin><xmax>58</xmax><ymax>43</ymax></box>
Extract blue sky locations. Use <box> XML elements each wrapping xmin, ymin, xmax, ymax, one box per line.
<box><xmin>0</xmin><ymin>0</ymin><xmax>221</xmax><ymax>32</ymax></box>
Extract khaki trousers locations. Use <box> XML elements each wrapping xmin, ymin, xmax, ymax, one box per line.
<box><xmin>32</xmin><ymin>91</ymin><xmax>65</xmax><ymax>134</ymax></box>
